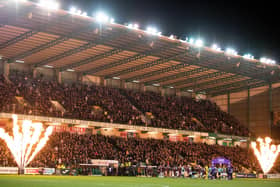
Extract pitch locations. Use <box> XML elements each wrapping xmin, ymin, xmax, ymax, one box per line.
<box><xmin>0</xmin><ymin>176</ymin><xmax>280</xmax><ymax>187</ymax></box>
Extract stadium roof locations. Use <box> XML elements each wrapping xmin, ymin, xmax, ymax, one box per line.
<box><xmin>0</xmin><ymin>0</ymin><xmax>280</xmax><ymax>96</ymax></box>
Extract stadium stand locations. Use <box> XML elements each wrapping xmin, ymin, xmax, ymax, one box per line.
<box><xmin>0</xmin><ymin>132</ymin><xmax>265</xmax><ymax>175</ymax></box>
<box><xmin>0</xmin><ymin>72</ymin><xmax>249</xmax><ymax>136</ymax></box>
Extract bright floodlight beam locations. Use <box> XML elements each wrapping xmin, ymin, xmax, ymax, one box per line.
<box><xmin>127</xmin><ymin>23</ymin><xmax>139</xmax><ymax>29</ymax></box>
<box><xmin>38</xmin><ymin>0</ymin><xmax>59</xmax><ymax>10</ymax></box>
<box><xmin>226</xmin><ymin>48</ymin><xmax>238</xmax><ymax>56</ymax></box>
<box><xmin>212</xmin><ymin>44</ymin><xmax>221</xmax><ymax>51</ymax></box>
<box><xmin>14</xmin><ymin>0</ymin><xmax>27</xmax><ymax>3</ymax></box>
<box><xmin>260</xmin><ymin>57</ymin><xmax>276</xmax><ymax>65</ymax></box>
<box><xmin>81</xmin><ymin>12</ymin><xmax>87</xmax><ymax>17</ymax></box>
<box><xmin>189</xmin><ymin>38</ymin><xmax>195</xmax><ymax>44</ymax></box>
<box><xmin>169</xmin><ymin>35</ymin><xmax>175</xmax><ymax>40</ymax></box>
<box><xmin>146</xmin><ymin>26</ymin><xmax>161</xmax><ymax>36</ymax></box>
<box><xmin>69</xmin><ymin>7</ymin><xmax>76</xmax><ymax>14</ymax></box>
<box><xmin>243</xmin><ymin>53</ymin><xmax>254</xmax><ymax>60</ymax></box>
<box><xmin>96</xmin><ymin>11</ymin><xmax>110</xmax><ymax>23</ymax></box>
<box><xmin>194</xmin><ymin>39</ymin><xmax>204</xmax><ymax>48</ymax></box>
<box><xmin>110</xmin><ymin>18</ymin><xmax>115</xmax><ymax>23</ymax></box>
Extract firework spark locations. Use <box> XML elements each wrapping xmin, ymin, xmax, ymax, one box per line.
<box><xmin>251</xmin><ymin>137</ymin><xmax>280</xmax><ymax>174</ymax></box>
<box><xmin>0</xmin><ymin>115</ymin><xmax>53</xmax><ymax>169</ymax></box>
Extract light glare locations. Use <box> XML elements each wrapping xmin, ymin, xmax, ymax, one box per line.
<box><xmin>195</xmin><ymin>39</ymin><xmax>204</xmax><ymax>47</ymax></box>
<box><xmin>243</xmin><ymin>54</ymin><xmax>254</xmax><ymax>60</ymax></box>
<box><xmin>146</xmin><ymin>27</ymin><xmax>161</xmax><ymax>36</ymax></box>
<box><xmin>189</xmin><ymin>38</ymin><xmax>194</xmax><ymax>44</ymax></box>
<box><xmin>260</xmin><ymin>57</ymin><xmax>276</xmax><ymax>65</ymax></box>
<box><xmin>38</xmin><ymin>0</ymin><xmax>59</xmax><ymax>10</ymax></box>
<box><xmin>226</xmin><ymin>48</ymin><xmax>238</xmax><ymax>56</ymax></box>
<box><xmin>212</xmin><ymin>44</ymin><xmax>222</xmax><ymax>51</ymax></box>
<box><xmin>127</xmin><ymin>23</ymin><xmax>139</xmax><ymax>30</ymax></box>
<box><xmin>96</xmin><ymin>12</ymin><xmax>109</xmax><ymax>23</ymax></box>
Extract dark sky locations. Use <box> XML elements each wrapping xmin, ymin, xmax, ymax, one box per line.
<box><xmin>50</xmin><ymin>0</ymin><xmax>280</xmax><ymax>63</ymax></box>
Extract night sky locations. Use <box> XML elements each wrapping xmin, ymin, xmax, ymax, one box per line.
<box><xmin>40</xmin><ymin>0</ymin><xmax>280</xmax><ymax>63</ymax></box>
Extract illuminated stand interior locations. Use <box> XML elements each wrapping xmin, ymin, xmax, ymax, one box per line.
<box><xmin>0</xmin><ymin>115</ymin><xmax>53</xmax><ymax>174</ymax></box>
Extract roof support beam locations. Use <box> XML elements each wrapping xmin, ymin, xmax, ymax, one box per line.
<box><xmin>0</xmin><ymin>10</ymin><xmax>71</xmax><ymax>51</ymax></box>
<box><xmin>197</xmin><ymin>79</ymin><xmax>262</xmax><ymax>94</ymax></box>
<box><xmin>8</xmin><ymin>26</ymin><xmax>94</xmax><ymax>62</ymax></box>
<box><xmin>59</xmin><ymin>33</ymin><xmax>161</xmax><ymax>72</ymax></box>
<box><xmin>164</xmin><ymin>71</ymin><xmax>228</xmax><ymax>87</ymax></box>
<box><xmin>35</xmin><ymin>41</ymin><xmax>98</xmax><ymax>67</ymax></box>
<box><xmin>144</xmin><ymin>67</ymin><xmax>208</xmax><ymax>86</ymax></box>
<box><xmin>60</xmin><ymin>48</ymin><xmax>123</xmax><ymax>72</ymax></box>
<box><xmin>36</xmin><ymin>29</ymin><xmax>128</xmax><ymax>68</ymax></box>
<box><xmin>105</xmin><ymin>51</ymin><xmax>189</xmax><ymax>78</ymax></box>
<box><xmin>84</xmin><ymin>44</ymin><xmax>180</xmax><ymax>75</ymax></box>
<box><xmin>125</xmin><ymin>63</ymin><xmax>191</xmax><ymax>82</ymax></box>
<box><xmin>0</xmin><ymin>31</ymin><xmax>38</xmax><ymax>49</ymax></box>
<box><xmin>180</xmin><ymin>74</ymin><xmax>241</xmax><ymax>91</ymax></box>
<box><xmin>211</xmin><ymin>81</ymin><xmax>276</xmax><ymax>96</ymax></box>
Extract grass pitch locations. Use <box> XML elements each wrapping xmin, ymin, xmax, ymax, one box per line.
<box><xmin>0</xmin><ymin>175</ymin><xmax>280</xmax><ymax>187</ymax></box>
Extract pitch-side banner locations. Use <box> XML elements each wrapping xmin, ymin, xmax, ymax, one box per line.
<box><xmin>267</xmin><ymin>174</ymin><xmax>280</xmax><ymax>179</ymax></box>
<box><xmin>43</xmin><ymin>168</ymin><xmax>55</xmax><ymax>175</ymax></box>
<box><xmin>0</xmin><ymin>167</ymin><xmax>18</xmax><ymax>174</ymax></box>
<box><xmin>236</xmin><ymin>173</ymin><xmax>257</xmax><ymax>178</ymax></box>
<box><xmin>24</xmin><ymin>168</ymin><xmax>40</xmax><ymax>175</ymax></box>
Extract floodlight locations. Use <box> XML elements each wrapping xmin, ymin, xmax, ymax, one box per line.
<box><xmin>133</xmin><ymin>24</ymin><xmax>139</xmax><ymax>29</ymax></box>
<box><xmin>194</xmin><ymin>39</ymin><xmax>203</xmax><ymax>47</ymax></box>
<box><xmin>146</xmin><ymin>27</ymin><xmax>157</xmax><ymax>34</ymax></box>
<box><xmin>69</xmin><ymin>7</ymin><xmax>76</xmax><ymax>14</ymax></box>
<box><xmin>66</xmin><ymin>69</ymin><xmax>75</xmax><ymax>72</ymax></box>
<box><xmin>15</xmin><ymin>60</ymin><xmax>24</xmax><ymax>63</ymax></box>
<box><xmin>260</xmin><ymin>57</ymin><xmax>276</xmax><ymax>65</ymax></box>
<box><xmin>43</xmin><ymin>65</ymin><xmax>54</xmax><ymax>68</ymax></box>
<box><xmin>211</xmin><ymin>44</ymin><xmax>221</xmax><ymax>51</ymax></box>
<box><xmin>243</xmin><ymin>54</ymin><xmax>254</xmax><ymax>60</ymax></box>
<box><xmin>146</xmin><ymin>27</ymin><xmax>161</xmax><ymax>36</ymax></box>
<box><xmin>81</xmin><ymin>12</ymin><xmax>87</xmax><ymax>17</ymax></box>
<box><xmin>128</xmin><ymin>23</ymin><xmax>139</xmax><ymax>29</ymax></box>
<box><xmin>189</xmin><ymin>38</ymin><xmax>194</xmax><ymax>44</ymax></box>
<box><xmin>38</xmin><ymin>0</ymin><xmax>59</xmax><ymax>10</ymax></box>
<box><xmin>110</xmin><ymin>18</ymin><xmax>115</xmax><ymax>23</ymax></box>
<box><xmin>14</xmin><ymin>0</ymin><xmax>27</xmax><ymax>3</ymax></box>
<box><xmin>169</xmin><ymin>35</ymin><xmax>175</xmax><ymax>40</ymax></box>
<box><xmin>96</xmin><ymin>11</ymin><xmax>109</xmax><ymax>23</ymax></box>
<box><xmin>226</xmin><ymin>48</ymin><xmax>238</xmax><ymax>56</ymax></box>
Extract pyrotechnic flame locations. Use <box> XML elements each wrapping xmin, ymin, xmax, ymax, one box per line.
<box><xmin>0</xmin><ymin>115</ymin><xmax>53</xmax><ymax>168</ymax></box>
<box><xmin>251</xmin><ymin>137</ymin><xmax>280</xmax><ymax>174</ymax></box>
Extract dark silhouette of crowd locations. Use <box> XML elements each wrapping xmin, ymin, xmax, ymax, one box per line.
<box><xmin>0</xmin><ymin>132</ymin><xmax>264</xmax><ymax>174</ymax></box>
<box><xmin>0</xmin><ymin>71</ymin><xmax>249</xmax><ymax>136</ymax></box>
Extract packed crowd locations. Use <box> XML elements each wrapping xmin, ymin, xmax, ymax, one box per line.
<box><xmin>0</xmin><ymin>72</ymin><xmax>249</xmax><ymax>136</ymax></box>
<box><xmin>124</xmin><ymin>90</ymin><xmax>249</xmax><ymax>136</ymax></box>
<box><xmin>0</xmin><ymin>132</ymin><xmax>263</xmax><ymax>174</ymax></box>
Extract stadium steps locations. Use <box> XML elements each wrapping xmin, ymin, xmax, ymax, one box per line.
<box><xmin>107</xmin><ymin>137</ymin><xmax>123</xmax><ymax>152</ymax></box>
<box><xmin>119</xmin><ymin>89</ymin><xmax>150</xmax><ymax>125</ymax></box>
<box><xmin>3</xmin><ymin>74</ymin><xmax>12</xmax><ymax>84</ymax></box>
<box><xmin>50</xmin><ymin>100</ymin><xmax>66</xmax><ymax>113</ymax></box>
<box><xmin>191</xmin><ymin>117</ymin><xmax>207</xmax><ymax>130</ymax></box>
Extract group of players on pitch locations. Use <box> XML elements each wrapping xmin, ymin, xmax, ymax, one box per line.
<box><xmin>157</xmin><ymin>165</ymin><xmax>234</xmax><ymax>180</ymax></box>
